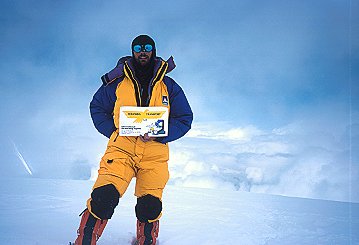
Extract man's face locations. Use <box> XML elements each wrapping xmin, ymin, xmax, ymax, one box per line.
<box><xmin>133</xmin><ymin>50</ymin><xmax>153</xmax><ymax>66</ymax></box>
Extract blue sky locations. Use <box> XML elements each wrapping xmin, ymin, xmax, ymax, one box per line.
<box><xmin>0</xmin><ymin>0</ymin><xmax>358</xmax><ymax>202</ymax></box>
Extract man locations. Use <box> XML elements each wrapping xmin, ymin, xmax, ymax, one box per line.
<box><xmin>73</xmin><ymin>35</ymin><xmax>193</xmax><ymax>245</ymax></box>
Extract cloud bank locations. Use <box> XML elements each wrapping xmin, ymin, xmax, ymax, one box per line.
<box><xmin>168</xmin><ymin>117</ymin><xmax>358</xmax><ymax>202</ymax></box>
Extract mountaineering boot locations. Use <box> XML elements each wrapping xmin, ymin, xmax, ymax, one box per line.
<box><xmin>74</xmin><ymin>209</ymin><xmax>108</xmax><ymax>245</ymax></box>
<box><xmin>135</xmin><ymin>219</ymin><xmax>159</xmax><ymax>245</ymax></box>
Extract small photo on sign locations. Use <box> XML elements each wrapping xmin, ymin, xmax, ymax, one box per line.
<box><xmin>119</xmin><ymin>106</ymin><xmax>169</xmax><ymax>137</ymax></box>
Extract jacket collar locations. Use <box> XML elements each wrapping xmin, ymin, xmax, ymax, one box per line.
<box><xmin>102</xmin><ymin>56</ymin><xmax>176</xmax><ymax>86</ymax></box>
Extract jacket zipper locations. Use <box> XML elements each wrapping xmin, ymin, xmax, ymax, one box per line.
<box><xmin>146</xmin><ymin>62</ymin><xmax>168</xmax><ymax>106</ymax></box>
<box><xmin>124</xmin><ymin>62</ymin><xmax>142</xmax><ymax>106</ymax></box>
<box><xmin>114</xmin><ymin>131</ymin><xmax>119</xmax><ymax>142</ymax></box>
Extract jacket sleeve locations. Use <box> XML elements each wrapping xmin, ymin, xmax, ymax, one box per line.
<box><xmin>156</xmin><ymin>77</ymin><xmax>193</xmax><ymax>144</ymax></box>
<box><xmin>89</xmin><ymin>82</ymin><xmax>117</xmax><ymax>138</ymax></box>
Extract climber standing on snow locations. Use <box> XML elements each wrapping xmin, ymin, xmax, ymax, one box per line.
<box><xmin>73</xmin><ymin>35</ymin><xmax>193</xmax><ymax>245</ymax></box>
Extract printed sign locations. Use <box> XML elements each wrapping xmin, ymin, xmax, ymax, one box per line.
<box><xmin>119</xmin><ymin>106</ymin><xmax>168</xmax><ymax>137</ymax></box>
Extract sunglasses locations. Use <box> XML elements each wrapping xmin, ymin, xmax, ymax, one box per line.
<box><xmin>133</xmin><ymin>44</ymin><xmax>153</xmax><ymax>53</ymax></box>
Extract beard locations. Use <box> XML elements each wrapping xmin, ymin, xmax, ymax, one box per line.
<box><xmin>136</xmin><ymin>54</ymin><xmax>150</xmax><ymax>66</ymax></box>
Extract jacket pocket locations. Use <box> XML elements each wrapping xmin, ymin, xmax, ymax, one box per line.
<box><xmin>109</xmin><ymin>130</ymin><xmax>120</xmax><ymax>142</ymax></box>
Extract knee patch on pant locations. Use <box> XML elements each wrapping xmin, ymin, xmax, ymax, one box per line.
<box><xmin>135</xmin><ymin>194</ymin><xmax>162</xmax><ymax>223</ymax></box>
<box><xmin>90</xmin><ymin>184</ymin><xmax>120</xmax><ymax>220</ymax></box>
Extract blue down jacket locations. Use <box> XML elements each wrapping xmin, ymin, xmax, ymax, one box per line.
<box><xmin>89</xmin><ymin>56</ymin><xmax>193</xmax><ymax>144</ymax></box>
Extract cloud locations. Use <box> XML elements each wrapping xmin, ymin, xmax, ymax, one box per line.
<box><xmin>169</xmin><ymin>118</ymin><xmax>358</xmax><ymax>202</ymax></box>
<box><xmin>186</xmin><ymin>123</ymin><xmax>261</xmax><ymax>141</ymax></box>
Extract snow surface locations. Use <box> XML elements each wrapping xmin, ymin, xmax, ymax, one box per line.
<box><xmin>0</xmin><ymin>177</ymin><xmax>358</xmax><ymax>245</ymax></box>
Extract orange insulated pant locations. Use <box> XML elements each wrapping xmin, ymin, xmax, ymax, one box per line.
<box><xmin>87</xmin><ymin>132</ymin><xmax>169</xmax><ymax>218</ymax></box>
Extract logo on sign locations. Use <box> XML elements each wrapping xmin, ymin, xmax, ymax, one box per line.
<box><xmin>123</xmin><ymin>109</ymin><xmax>166</xmax><ymax>123</ymax></box>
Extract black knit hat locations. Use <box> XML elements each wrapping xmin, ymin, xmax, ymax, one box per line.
<box><xmin>131</xmin><ymin>35</ymin><xmax>156</xmax><ymax>56</ymax></box>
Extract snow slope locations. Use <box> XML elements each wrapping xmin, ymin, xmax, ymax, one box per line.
<box><xmin>0</xmin><ymin>177</ymin><xmax>358</xmax><ymax>245</ymax></box>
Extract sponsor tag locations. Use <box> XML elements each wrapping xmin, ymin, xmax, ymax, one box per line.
<box><xmin>119</xmin><ymin>106</ymin><xmax>168</xmax><ymax>137</ymax></box>
<box><xmin>162</xmin><ymin>96</ymin><xmax>169</xmax><ymax>105</ymax></box>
